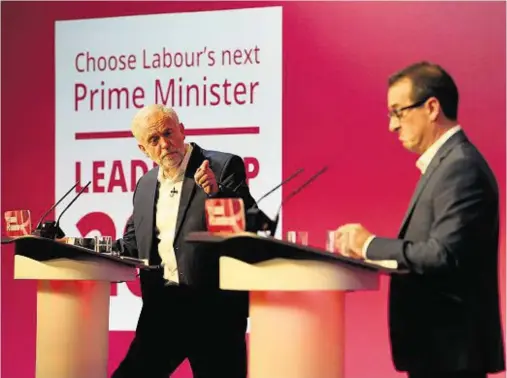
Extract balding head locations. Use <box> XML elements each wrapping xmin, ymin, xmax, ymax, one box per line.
<box><xmin>131</xmin><ymin>105</ymin><xmax>186</xmax><ymax>177</ymax></box>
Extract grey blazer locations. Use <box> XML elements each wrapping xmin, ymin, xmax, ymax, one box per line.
<box><xmin>367</xmin><ymin>130</ymin><xmax>505</xmax><ymax>373</ymax></box>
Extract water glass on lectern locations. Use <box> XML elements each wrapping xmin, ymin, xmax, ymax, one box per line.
<box><xmin>326</xmin><ymin>230</ymin><xmax>337</xmax><ymax>252</ymax></box>
<box><xmin>286</xmin><ymin>231</ymin><xmax>308</xmax><ymax>246</ymax></box>
<box><xmin>327</xmin><ymin>229</ymin><xmax>350</xmax><ymax>256</ymax></box>
<box><xmin>95</xmin><ymin>235</ymin><xmax>113</xmax><ymax>253</ymax></box>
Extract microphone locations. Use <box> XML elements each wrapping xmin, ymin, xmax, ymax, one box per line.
<box><xmin>253</xmin><ymin>168</ymin><xmax>304</xmax><ymax>207</ymax></box>
<box><xmin>54</xmin><ymin>181</ymin><xmax>92</xmax><ymax>236</ymax></box>
<box><xmin>213</xmin><ymin>167</ymin><xmax>313</xmax><ymax>234</ymax></box>
<box><xmin>33</xmin><ymin>181</ymin><xmax>91</xmax><ymax>239</ymax></box>
<box><xmin>34</xmin><ymin>181</ymin><xmax>79</xmax><ymax>231</ymax></box>
<box><xmin>268</xmin><ymin>165</ymin><xmax>328</xmax><ymax>236</ymax></box>
<box><xmin>246</xmin><ymin>168</ymin><xmax>304</xmax><ymax>232</ymax></box>
<box><xmin>216</xmin><ymin>167</ymin><xmax>304</xmax><ymax>202</ymax></box>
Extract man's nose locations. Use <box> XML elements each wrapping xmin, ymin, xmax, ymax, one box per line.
<box><xmin>160</xmin><ymin>137</ymin><xmax>173</xmax><ymax>148</ymax></box>
<box><xmin>388</xmin><ymin>117</ymin><xmax>400</xmax><ymax>133</ymax></box>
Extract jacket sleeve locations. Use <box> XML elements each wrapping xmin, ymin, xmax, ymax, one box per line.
<box><xmin>113</xmin><ymin>182</ymin><xmax>140</xmax><ymax>258</ymax></box>
<box><xmin>211</xmin><ymin>154</ymin><xmax>257</xmax><ymax>211</ymax></box>
<box><xmin>366</xmin><ymin>158</ymin><xmax>498</xmax><ymax>274</ymax></box>
<box><xmin>114</xmin><ymin>214</ymin><xmax>138</xmax><ymax>258</ymax></box>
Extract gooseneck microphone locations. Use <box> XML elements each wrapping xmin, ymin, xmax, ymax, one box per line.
<box><xmin>54</xmin><ymin>181</ymin><xmax>92</xmax><ymax>235</ymax></box>
<box><xmin>33</xmin><ymin>181</ymin><xmax>91</xmax><ymax>239</ymax></box>
<box><xmin>245</xmin><ymin>168</ymin><xmax>305</xmax><ymax>232</ymax></box>
<box><xmin>213</xmin><ymin>166</ymin><xmax>326</xmax><ymax>235</ymax></box>
<box><xmin>253</xmin><ymin>168</ymin><xmax>304</xmax><ymax>208</ymax></box>
<box><xmin>269</xmin><ymin>166</ymin><xmax>328</xmax><ymax>236</ymax></box>
<box><xmin>34</xmin><ymin>181</ymin><xmax>79</xmax><ymax>231</ymax></box>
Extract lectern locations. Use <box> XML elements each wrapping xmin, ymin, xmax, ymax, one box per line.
<box><xmin>1</xmin><ymin>236</ymin><xmax>149</xmax><ymax>378</ymax></box>
<box><xmin>187</xmin><ymin>231</ymin><xmax>407</xmax><ymax>378</ymax></box>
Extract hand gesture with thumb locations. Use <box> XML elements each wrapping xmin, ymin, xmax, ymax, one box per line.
<box><xmin>194</xmin><ymin>160</ymin><xmax>218</xmax><ymax>195</ymax></box>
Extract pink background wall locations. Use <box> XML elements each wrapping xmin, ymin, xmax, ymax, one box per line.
<box><xmin>2</xmin><ymin>2</ymin><xmax>505</xmax><ymax>378</ymax></box>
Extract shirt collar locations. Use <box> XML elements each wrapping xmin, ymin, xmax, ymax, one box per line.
<box><xmin>416</xmin><ymin>125</ymin><xmax>462</xmax><ymax>174</ymax></box>
<box><xmin>157</xmin><ymin>143</ymin><xmax>193</xmax><ymax>184</ymax></box>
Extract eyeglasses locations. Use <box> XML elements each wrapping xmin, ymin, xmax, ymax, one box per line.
<box><xmin>388</xmin><ymin>97</ymin><xmax>428</xmax><ymax>120</ymax></box>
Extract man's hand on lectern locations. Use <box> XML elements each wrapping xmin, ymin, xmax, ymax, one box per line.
<box><xmin>334</xmin><ymin>223</ymin><xmax>372</xmax><ymax>259</ymax></box>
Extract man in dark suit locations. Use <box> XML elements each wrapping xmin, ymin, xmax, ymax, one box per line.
<box><xmin>111</xmin><ymin>104</ymin><xmax>256</xmax><ymax>378</ymax></box>
<box><xmin>334</xmin><ymin>62</ymin><xmax>505</xmax><ymax>378</ymax></box>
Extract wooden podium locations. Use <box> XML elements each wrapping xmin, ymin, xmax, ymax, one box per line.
<box><xmin>187</xmin><ymin>231</ymin><xmax>407</xmax><ymax>378</ymax></box>
<box><xmin>1</xmin><ymin>236</ymin><xmax>150</xmax><ymax>378</ymax></box>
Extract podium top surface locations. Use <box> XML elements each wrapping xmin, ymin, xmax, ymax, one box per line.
<box><xmin>2</xmin><ymin>235</ymin><xmax>152</xmax><ymax>270</ymax></box>
<box><xmin>186</xmin><ymin>232</ymin><xmax>408</xmax><ymax>275</ymax></box>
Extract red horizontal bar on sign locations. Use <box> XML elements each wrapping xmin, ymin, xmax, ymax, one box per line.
<box><xmin>75</xmin><ymin>127</ymin><xmax>260</xmax><ymax>140</ymax></box>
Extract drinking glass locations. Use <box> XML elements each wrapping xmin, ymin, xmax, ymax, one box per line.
<box><xmin>326</xmin><ymin>230</ymin><xmax>337</xmax><ymax>253</ymax></box>
<box><xmin>327</xmin><ymin>229</ymin><xmax>350</xmax><ymax>256</ymax></box>
<box><xmin>286</xmin><ymin>231</ymin><xmax>309</xmax><ymax>246</ymax></box>
<box><xmin>95</xmin><ymin>235</ymin><xmax>113</xmax><ymax>253</ymax></box>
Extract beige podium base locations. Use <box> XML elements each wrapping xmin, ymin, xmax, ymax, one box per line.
<box><xmin>35</xmin><ymin>280</ymin><xmax>110</xmax><ymax>378</ymax></box>
<box><xmin>249</xmin><ymin>291</ymin><xmax>345</xmax><ymax>378</ymax></box>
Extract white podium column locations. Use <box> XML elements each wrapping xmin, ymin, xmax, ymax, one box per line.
<box><xmin>9</xmin><ymin>240</ymin><xmax>139</xmax><ymax>378</ymax></box>
<box><xmin>35</xmin><ymin>280</ymin><xmax>111</xmax><ymax>378</ymax></box>
<box><xmin>249</xmin><ymin>291</ymin><xmax>346</xmax><ymax>378</ymax></box>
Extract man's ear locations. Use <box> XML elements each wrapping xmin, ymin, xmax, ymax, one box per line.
<box><xmin>180</xmin><ymin>123</ymin><xmax>185</xmax><ymax>140</ymax></box>
<box><xmin>427</xmin><ymin>97</ymin><xmax>440</xmax><ymax>123</ymax></box>
<box><xmin>138</xmin><ymin>144</ymin><xmax>149</xmax><ymax>157</ymax></box>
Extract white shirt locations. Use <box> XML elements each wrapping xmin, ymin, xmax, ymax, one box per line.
<box><xmin>363</xmin><ymin>125</ymin><xmax>462</xmax><ymax>258</ymax></box>
<box><xmin>155</xmin><ymin>143</ymin><xmax>193</xmax><ymax>283</ymax></box>
<box><xmin>415</xmin><ymin>125</ymin><xmax>462</xmax><ymax>174</ymax></box>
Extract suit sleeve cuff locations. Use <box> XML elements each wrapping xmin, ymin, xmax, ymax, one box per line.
<box><xmin>362</xmin><ymin>235</ymin><xmax>376</xmax><ymax>259</ymax></box>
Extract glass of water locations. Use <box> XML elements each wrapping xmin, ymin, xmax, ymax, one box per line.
<box><xmin>286</xmin><ymin>231</ymin><xmax>309</xmax><ymax>246</ymax></box>
<box><xmin>95</xmin><ymin>235</ymin><xmax>112</xmax><ymax>254</ymax></box>
<box><xmin>326</xmin><ymin>230</ymin><xmax>337</xmax><ymax>253</ymax></box>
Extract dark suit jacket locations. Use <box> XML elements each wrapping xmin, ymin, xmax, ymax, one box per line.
<box><xmin>367</xmin><ymin>130</ymin><xmax>505</xmax><ymax>373</ymax></box>
<box><xmin>117</xmin><ymin>142</ymin><xmax>256</xmax><ymax>315</ymax></box>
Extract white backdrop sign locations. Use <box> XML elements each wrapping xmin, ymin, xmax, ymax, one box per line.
<box><xmin>55</xmin><ymin>7</ymin><xmax>282</xmax><ymax>330</ymax></box>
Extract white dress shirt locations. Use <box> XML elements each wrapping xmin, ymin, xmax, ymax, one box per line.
<box><xmin>155</xmin><ymin>143</ymin><xmax>193</xmax><ymax>283</ymax></box>
<box><xmin>362</xmin><ymin>125</ymin><xmax>462</xmax><ymax>258</ymax></box>
<box><xmin>415</xmin><ymin>125</ymin><xmax>462</xmax><ymax>174</ymax></box>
